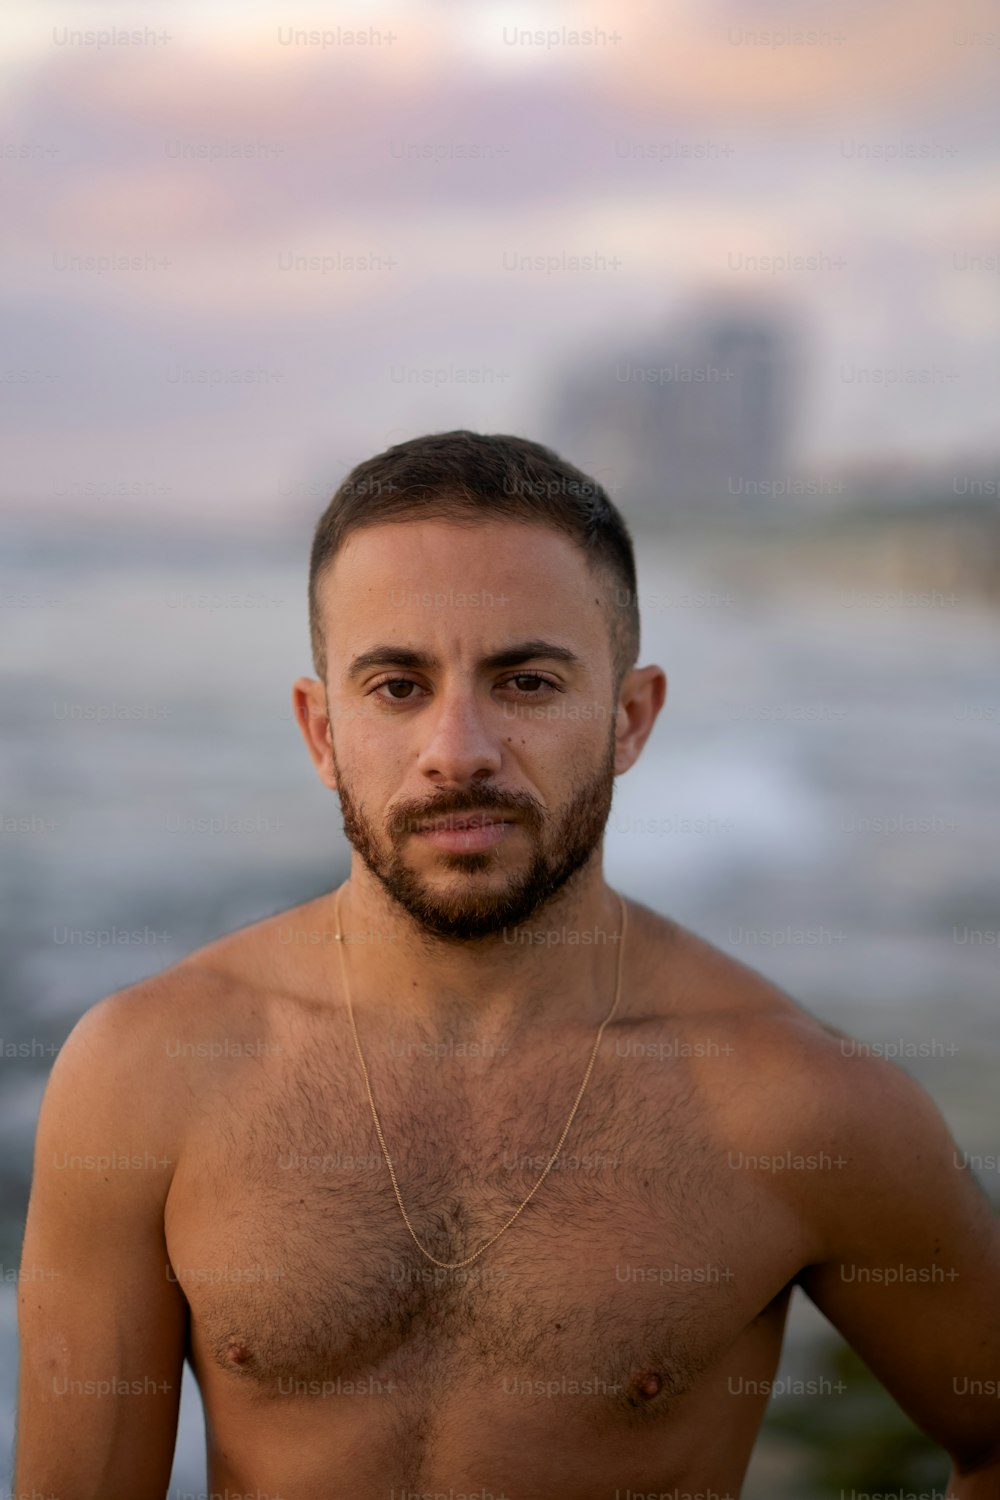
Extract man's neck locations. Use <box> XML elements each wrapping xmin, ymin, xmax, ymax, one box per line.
<box><xmin>331</xmin><ymin>864</ymin><xmax>629</xmax><ymax>1042</ymax></box>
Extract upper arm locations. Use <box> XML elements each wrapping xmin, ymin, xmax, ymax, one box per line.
<box><xmin>15</xmin><ymin>988</ymin><xmax>189</xmax><ymax>1500</ymax></box>
<box><xmin>792</xmin><ymin>1047</ymin><xmax>1000</xmax><ymax>1469</ymax></box>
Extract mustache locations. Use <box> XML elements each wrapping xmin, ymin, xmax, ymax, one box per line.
<box><xmin>386</xmin><ymin>792</ymin><xmax>542</xmax><ymax>837</ymax></box>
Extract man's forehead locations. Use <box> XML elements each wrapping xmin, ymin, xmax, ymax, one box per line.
<box><xmin>320</xmin><ymin>520</ymin><xmax>612</xmax><ymax>674</ymax></box>
<box><xmin>323</xmin><ymin>519</ymin><xmax>608</xmax><ymax>620</ymax></box>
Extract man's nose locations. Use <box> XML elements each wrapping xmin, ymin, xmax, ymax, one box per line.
<box><xmin>414</xmin><ymin>687</ymin><xmax>504</xmax><ymax>784</ymax></box>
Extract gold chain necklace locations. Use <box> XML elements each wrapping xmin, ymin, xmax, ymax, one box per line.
<box><xmin>333</xmin><ymin>882</ymin><xmax>627</xmax><ymax>1269</ymax></box>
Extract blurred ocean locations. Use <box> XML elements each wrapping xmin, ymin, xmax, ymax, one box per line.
<box><xmin>2</xmin><ymin>522</ymin><xmax>997</xmax><ymax>1495</ymax></box>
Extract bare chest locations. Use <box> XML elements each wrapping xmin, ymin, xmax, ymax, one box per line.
<box><xmin>166</xmin><ymin>1017</ymin><xmax>800</xmax><ymax>1416</ymax></box>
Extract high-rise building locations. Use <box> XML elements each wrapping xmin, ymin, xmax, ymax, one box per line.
<box><xmin>550</xmin><ymin>300</ymin><xmax>799</xmax><ymax>522</ymax></box>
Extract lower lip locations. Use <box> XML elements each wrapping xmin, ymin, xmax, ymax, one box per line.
<box><xmin>417</xmin><ymin>821</ymin><xmax>514</xmax><ymax>853</ymax></box>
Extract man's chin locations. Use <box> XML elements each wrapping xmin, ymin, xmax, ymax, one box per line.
<box><xmin>378</xmin><ymin>860</ymin><xmax>548</xmax><ymax>942</ymax></box>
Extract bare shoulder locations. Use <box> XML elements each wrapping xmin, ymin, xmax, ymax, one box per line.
<box><xmin>49</xmin><ymin>957</ymin><xmax>236</xmax><ymax>1157</ymax></box>
<box><xmin>629</xmin><ymin>895</ymin><xmax>836</xmax><ymax>1044</ymax></box>
<box><xmin>30</xmin><ymin>966</ymin><xmax>213</xmax><ymax>1216</ymax></box>
<box><xmin>51</xmin><ymin>891</ymin><xmax>335</xmax><ymax>1141</ymax></box>
<box><xmin>170</xmin><ymin>888</ymin><xmax>338</xmax><ymax>1005</ymax></box>
<box><xmin>636</xmin><ymin>902</ymin><xmax>991</xmax><ymax>1256</ymax></box>
<box><xmin>631</xmin><ymin>897</ymin><xmax>956</xmax><ymax>1155</ymax></box>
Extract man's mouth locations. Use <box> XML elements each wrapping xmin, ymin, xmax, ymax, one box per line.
<box><xmin>413</xmin><ymin>813</ymin><xmax>518</xmax><ymax>853</ymax></box>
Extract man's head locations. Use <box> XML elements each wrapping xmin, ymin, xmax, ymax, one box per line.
<box><xmin>294</xmin><ymin>430</ymin><xmax>665</xmax><ymax>942</ymax></box>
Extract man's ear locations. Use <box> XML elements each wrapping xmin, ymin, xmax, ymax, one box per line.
<box><xmin>291</xmin><ymin>677</ymin><xmax>338</xmax><ymax>791</ymax></box>
<box><xmin>614</xmin><ymin>664</ymin><xmax>667</xmax><ymax>775</ymax></box>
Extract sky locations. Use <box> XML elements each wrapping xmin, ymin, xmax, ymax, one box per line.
<box><xmin>2</xmin><ymin>0</ymin><xmax>999</xmax><ymax>525</ymax></box>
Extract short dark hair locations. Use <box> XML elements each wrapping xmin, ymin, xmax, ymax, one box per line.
<box><xmin>308</xmin><ymin>429</ymin><xmax>640</xmax><ymax>692</ymax></box>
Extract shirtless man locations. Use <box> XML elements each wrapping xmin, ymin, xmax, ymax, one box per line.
<box><xmin>15</xmin><ymin>430</ymin><xmax>1000</xmax><ymax>1498</ymax></box>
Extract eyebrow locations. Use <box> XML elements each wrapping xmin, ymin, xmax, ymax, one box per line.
<box><xmin>344</xmin><ymin>639</ymin><xmax>583</xmax><ymax>682</ymax></box>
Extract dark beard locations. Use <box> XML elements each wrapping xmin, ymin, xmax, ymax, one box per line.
<box><xmin>331</xmin><ymin>728</ymin><xmax>617</xmax><ymax>943</ymax></box>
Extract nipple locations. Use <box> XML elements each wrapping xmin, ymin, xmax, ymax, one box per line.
<box><xmin>225</xmin><ymin>1340</ymin><xmax>253</xmax><ymax>1366</ymax></box>
<box><xmin>633</xmin><ymin>1370</ymin><xmax>663</xmax><ymax>1400</ymax></box>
